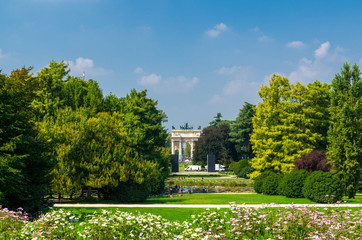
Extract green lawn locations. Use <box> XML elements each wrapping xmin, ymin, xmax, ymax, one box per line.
<box><xmin>57</xmin><ymin>207</ymin><xmax>206</xmax><ymax>222</ymax></box>
<box><xmin>143</xmin><ymin>193</ymin><xmax>362</xmax><ymax>205</ymax></box>
<box><xmin>55</xmin><ymin>204</ymin><xmax>362</xmax><ymax>223</ymax></box>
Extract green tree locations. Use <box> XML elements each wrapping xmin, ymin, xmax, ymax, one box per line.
<box><xmin>209</xmin><ymin>113</ymin><xmax>232</xmax><ymax>127</ymax></box>
<box><xmin>119</xmin><ymin>89</ymin><xmax>170</xmax><ymax>194</ymax></box>
<box><xmin>37</xmin><ymin>107</ymin><xmax>159</xmax><ymax>200</ymax></box>
<box><xmin>328</xmin><ymin>63</ymin><xmax>362</xmax><ymax>198</ymax></box>
<box><xmin>103</xmin><ymin>93</ymin><xmax>123</xmax><ymax>113</ymax></box>
<box><xmin>63</xmin><ymin>76</ymin><xmax>88</xmax><ymax>110</ymax></box>
<box><xmin>32</xmin><ymin>61</ymin><xmax>69</xmax><ymax>120</ymax></box>
<box><xmin>193</xmin><ymin>124</ymin><xmax>237</xmax><ymax>166</ymax></box>
<box><xmin>184</xmin><ymin>143</ymin><xmax>191</xmax><ymax>158</ymax></box>
<box><xmin>0</xmin><ymin>68</ymin><xmax>50</xmax><ymax>213</ymax></box>
<box><xmin>250</xmin><ymin>75</ymin><xmax>329</xmax><ymax>179</ymax></box>
<box><xmin>83</xmin><ymin>79</ymin><xmax>104</xmax><ymax>114</ymax></box>
<box><xmin>229</xmin><ymin>102</ymin><xmax>255</xmax><ymax>160</ymax></box>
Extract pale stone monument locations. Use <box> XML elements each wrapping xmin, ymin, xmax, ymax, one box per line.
<box><xmin>171</xmin><ymin>129</ymin><xmax>201</xmax><ymax>160</ymax></box>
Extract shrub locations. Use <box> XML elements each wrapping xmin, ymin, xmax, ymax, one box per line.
<box><xmin>303</xmin><ymin>171</ymin><xmax>343</xmax><ymax>203</ymax></box>
<box><xmin>238</xmin><ymin>166</ymin><xmax>254</xmax><ymax>179</ymax></box>
<box><xmin>233</xmin><ymin>159</ymin><xmax>254</xmax><ymax>179</ymax></box>
<box><xmin>262</xmin><ymin>172</ymin><xmax>281</xmax><ymax>195</ymax></box>
<box><xmin>253</xmin><ymin>171</ymin><xmax>276</xmax><ymax>194</ymax></box>
<box><xmin>295</xmin><ymin>151</ymin><xmax>332</xmax><ymax>173</ymax></box>
<box><xmin>279</xmin><ymin>170</ymin><xmax>309</xmax><ymax>198</ymax></box>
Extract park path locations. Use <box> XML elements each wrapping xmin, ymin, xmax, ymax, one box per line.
<box><xmin>54</xmin><ymin>203</ymin><xmax>362</xmax><ymax>208</ymax></box>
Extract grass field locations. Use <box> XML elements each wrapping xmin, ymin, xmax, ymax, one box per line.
<box><xmin>55</xmin><ymin>204</ymin><xmax>362</xmax><ymax>223</ymax></box>
<box><xmin>144</xmin><ymin>193</ymin><xmax>362</xmax><ymax>205</ymax></box>
<box><xmin>56</xmin><ymin>207</ymin><xmax>206</xmax><ymax>222</ymax></box>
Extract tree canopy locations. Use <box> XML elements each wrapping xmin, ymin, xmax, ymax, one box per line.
<box><xmin>328</xmin><ymin>63</ymin><xmax>362</xmax><ymax>198</ymax></box>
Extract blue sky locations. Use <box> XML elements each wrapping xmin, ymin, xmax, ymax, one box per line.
<box><xmin>1</xmin><ymin>0</ymin><xmax>362</xmax><ymax>131</ymax></box>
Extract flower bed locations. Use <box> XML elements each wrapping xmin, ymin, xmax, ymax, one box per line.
<box><xmin>1</xmin><ymin>204</ymin><xmax>361</xmax><ymax>239</ymax></box>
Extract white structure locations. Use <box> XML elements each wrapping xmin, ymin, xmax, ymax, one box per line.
<box><xmin>171</xmin><ymin>130</ymin><xmax>201</xmax><ymax>160</ymax></box>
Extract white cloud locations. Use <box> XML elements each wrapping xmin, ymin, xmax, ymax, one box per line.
<box><xmin>215</xmin><ymin>23</ymin><xmax>228</xmax><ymax>31</ymax></box>
<box><xmin>134</xmin><ymin>67</ymin><xmax>144</xmax><ymax>74</ymax></box>
<box><xmin>209</xmin><ymin>94</ymin><xmax>223</xmax><ymax>104</ymax></box>
<box><xmin>66</xmin><ymin>57</ymin><xmax>112</xmax><ymax>77</ymax></box>
<box><xmin>286</xmin><ymin>41</ymin><xmax>305</xmax><ymax>49</ymax></box>
<box><xmin>314</xmin><ymin>41</ymin><xmax>330</xmax><ymax>59</ymax></box>
<box><xmin>217</xmin><ymin>65</ymin><xmax>256</xmax><ymax>96</ymax></box>
<box><xmin>166</xmin><ymin>76</ymin><xmax>199</xmax><ymax>91</ymax></box>
<box><xmin>138</xmin><ymin>73</ymin><xmax>161</xmax><ymax>86</ymax></box>
<box><xmin>258</xmin><ymin>35</ymin><xmax>272</xmax><ymax>42</ymax></box>
<box><xmin>251</xmin><ymin>26</ymin><xmax>260</xmax><ymax>32</ymax></box>
<box><xmin>359</xmin><ymin>58</ymin><xmax>362</xmax><ymax>67</ymax></box>
<box><xmin>251</xmin><ymin>27</ymin><xmax>272</xmax><ymax>43</ymax></box>
<box><xmin>209</xmin><ymin>65</ymin><xmax>260</xmax><ymax>106</ymax></box>
<box><xmin>288</xmin><ymin>42</ymin><xmax>346</xmax><ymax>84</ymax></box>
<box><xmin>205</xmin><ymin>22</ymin><xmax>229</xmax><ymax>38</ymax></box>
<box><xmin>137</xmin><ymin>72</ymin><xmax>199</xmax><ymax>93</ymax></box>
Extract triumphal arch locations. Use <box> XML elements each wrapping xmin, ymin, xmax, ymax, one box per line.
<box><xmin>171</xmin><ymin>129</ymin><xmax>201</xmax><ymax>160</ymax></box>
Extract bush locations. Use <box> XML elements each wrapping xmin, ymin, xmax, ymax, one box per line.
<box><xmin>233</xmin><ymin>159</ymin><xmax>254</xmax><ymax>179</ymax></box>
<box><xmin>262</xmin><ymin>172</ymin><xmax>281</xmax><ymax>195</ymax></box>
<box><xmin>295</xmin><ymin>151</ymin><xmax>332</xmax><ymax>173</ymax></box>
<box><xmin>279</xmin><ymin>170</ymin><xmax>309</xmax><ymax>198</ymax></box>
<box><xmin>303</xmin><ymin>171</ymin><xmax>344</xmax><ymax>203</ymax></box>
<box><xmin>238</xmin><ymin>166</ymin><xmax>254</xmax><ymax>179</ymax></box>
<box><xmin>253</xmin><ymin>171</ymin><xmax>276</xmax><ymax>194</ymax></box>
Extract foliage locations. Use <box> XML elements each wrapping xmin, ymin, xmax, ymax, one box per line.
<box><xmin>31</xmin><ymin>61</ymin><xmax>69</xmax><ymax>120</ymax></box>
<box><xmin>279</xmin><ymin>170</ymin><xmax>309</xmax><ymax>198</ymax></box>
<box><xmin>250</xmin><ymin>75</ymin><xmax>331</xmax><ymax>179</ymax></box>
<box><xmin>261</xmin><ymin>172</ymin><xmax>281</xmax><ymax>195</ymax></box>
<box><xmin>184</xmin><ymin>143</ymin><xmax>191</xmax><ymax>157</ymax></box>
<box><xmin>119</xmin><ymin>89</ymin><xmax>170</xmax><ymax>195</ymax></box>
<box><xmin>253</xmin><ymin>171</ymin><xmax>275</xmax><ymax>194</ymax></box>
<box><xmin>303</xmin><ymin>171</ymin><xmax>344</xmax><ymax>203</ymax></box>
<box><xmin>193</xmin><ymin>124</ymin><xmax>237</xmax><ymax>166</ymax></box>
<box><xmin>209</xmin><ymin>112</ymin><xmax>232</xmax><ymax>127</ymax></box>
<box><xmin>229</xmin><ymin>102</ymin><xmax>256</xmax><ymax>159</ymax></box>
<box><xmin>0</xmin><ymin>68</ymin><xmax>50</xmax><ymax>213</ymax></box>
<box><xmin>294</xmin><ymin>150</ymin><xmax>331</xmax><ymax>173</ymax></box>
<box><xmin>2</xmin><ymin>206</ymin><xmax>362</xmax><ymax>239</ymax></box>
<box><xmin>328</xmin><ymin>63</ymin><xmax>362</xmax><ymax>199</ymax></box>
<box><xmin>37</xmin><ymin>107</ymin><xmax>159</xmax><ymax>198</ymax></box>
<box><xmin>232</xmin><ymin>159</ymin><xmax>254</xmax><ymax>179</ymax></box>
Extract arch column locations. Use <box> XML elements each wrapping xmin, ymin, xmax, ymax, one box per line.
<box><xmin>179</xmin><ymin>139</ymin><xmax>183</xmax><ymax>160</ymax></box>
<box><xmin>190</xmin><ymin>141</ymin><xmax>195</xmax><ymax>159</ymax></box>
<box><xmin>171</xmin><ymin>140</ymin><xmax>175</xmax><ymax>154</ymax></box>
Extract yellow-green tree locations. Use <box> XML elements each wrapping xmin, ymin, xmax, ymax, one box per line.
<box><xmin>250</xmin><ymin>74</ymin><xmax>331</xmax><ymax>179</ymax></box>
<box><xmin>38</xmin><ymin>107</ymin><xmax>159</xmax><ymax>200</ymax></box>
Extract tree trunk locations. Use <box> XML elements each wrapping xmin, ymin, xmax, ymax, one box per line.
<box><xmin>87</xmin><ymin>186</ymin><xmax>92</xmax><ymax>199</ymax></box>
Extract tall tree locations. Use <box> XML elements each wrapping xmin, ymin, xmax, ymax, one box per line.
<box><xmin>119</xmin><ymin>89</ymin><xmax>170</xmax><ymax>194</ymax></box>
<box><xmin>0</xmin><ymin>68</ymin><xmax>50</xmax><ymax>213</ymax></box>
<box><xmin>328</xmin><ymin>63</ymin><xmax>362</xmax><ymax>198</ymax></box>
<box><xmin>209</xmin><ymin>113</ymin><xmax>232</xmax><ymax>127</ymax></box>
<box><xmin>229</xmin><ymin>102</ymin><xmax>256</xmax><ymax>160</ymax></box>
<box><xmin>83</xmin><ymin>79</ymin><xmax>104</xmax><ymax>114</ymax></box>
<box><xmin>63</xmin><ymin>76</ymin><xmax>88</xmax><ymax>110</ymax></box>
<box><xmin>250</xmin><ymin>75</ymin><xmax>329</xmax><ymax>179</ymax></box>
<box><xmin>37</xmin><ymin>107</ymin><xmax>160</xmax><ymax>200</ymax></box>
<box><xmin>32</xmin><ymin>61</ymin><xmax>69</xmax><ymax>120</ymax></box>
<box><xmin>193</xmin><ymin>124</ymin><xmax>237</xmax><ymax>166</ymax></box>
